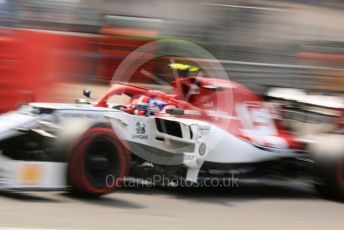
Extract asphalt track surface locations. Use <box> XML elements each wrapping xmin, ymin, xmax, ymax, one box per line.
<box><xmin>0</xmin><ymin>182</ymin><xmax>343</xmax><ymax>230</ymax></box>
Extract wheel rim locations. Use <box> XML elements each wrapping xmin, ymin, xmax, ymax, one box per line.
<box><xmin>68</xmin><ymin>127</ymin><xmax>130</xmax><ymax>194</ymax></box>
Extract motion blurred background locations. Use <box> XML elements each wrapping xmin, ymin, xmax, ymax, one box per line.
<box><xmin>0</xmin><ymin>0</ymin><xmax>343</xmax><ymax>111</ymax></box>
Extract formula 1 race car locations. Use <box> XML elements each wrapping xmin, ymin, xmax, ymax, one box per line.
<box><xmin>0</xmin><ymin>65</ymin><xmax>343</xmax><ymax>199</ymax></box>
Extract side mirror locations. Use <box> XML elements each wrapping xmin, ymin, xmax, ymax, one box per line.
<box><xmin>83</xmin><ymin>89</ymin><xmax>91</xmax><ymax>98</ymax></box>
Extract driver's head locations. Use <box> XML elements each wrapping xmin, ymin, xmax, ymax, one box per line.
<box><xmin>168</xmin><ymin>63</ymin><xmax>199</xmax><ymax>77</ymax></box>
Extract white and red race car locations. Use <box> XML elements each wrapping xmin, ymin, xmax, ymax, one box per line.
<box><xmin>0</xmin><ymin>73</ymin><xmax>343</xmax><ymax>199</ymax></box>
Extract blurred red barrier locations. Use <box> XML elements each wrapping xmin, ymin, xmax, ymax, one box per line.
<box><xmin>95</xmin><ymin>33</ymin><xmax>157</xmax><ymax>84</ymax></box>
<box><xmin>0</xmin><ymin>29</ymin><xmax>98</xmax><ymax>112</ymax></box>
<box><xmin>0</xmin><ymin>27</ymin><xmax>159</xmax><ymax>112</ymax></box>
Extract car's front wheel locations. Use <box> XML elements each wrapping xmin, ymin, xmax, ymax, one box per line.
<box><xmin>67</xmin><ymin>126</ymin><xmax>130</xmax><ymax>197</ymax></box>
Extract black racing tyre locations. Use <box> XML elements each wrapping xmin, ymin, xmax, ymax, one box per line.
<box><xmin>67</xmin><ymin>127</ymin><xmax>131</xmax><ymax>197</ymax></box>
<box><xmin>313</xmin><ymin>156</ymin><xmax>344</xmax><ymax>200</ymax></box>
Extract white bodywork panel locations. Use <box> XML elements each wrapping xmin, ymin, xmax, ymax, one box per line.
<box><xmin>204</xmin><ymin>126</ymin><xmax>299</xmax><ymax>163</ymax></box>
<box><xmin>0</xmin><ymin>155</ymin><xmax>67</xmax><ymax>190</ymax></box>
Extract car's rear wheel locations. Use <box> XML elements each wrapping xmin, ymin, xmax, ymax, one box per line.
<box><xmin>67</xmin><ymin>126</ymin><xmax>130</xmax><ymax>197</ymax></box>
<box><xmin>314</xmin><ymin>156</ymin><xmax>344</xmax><ymax>200</ymax></box>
